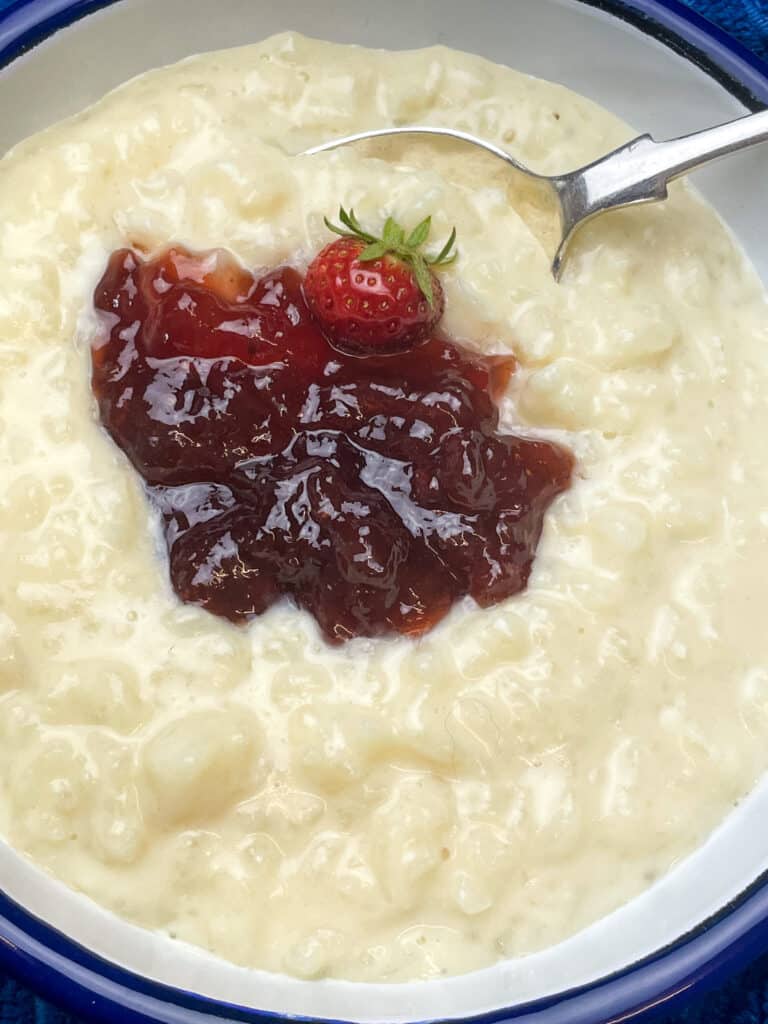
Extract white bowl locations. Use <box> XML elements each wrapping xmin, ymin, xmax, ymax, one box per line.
<box><xmin>0</xmin><ymin>2</ymin><xmax>767</xmax><ymax>1022</ymax></box>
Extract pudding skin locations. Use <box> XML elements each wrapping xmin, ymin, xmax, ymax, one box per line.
<box><xmin>0</xmin><ymin>32</ymin><xmax>767</xmax><ymax>983</ymax></box>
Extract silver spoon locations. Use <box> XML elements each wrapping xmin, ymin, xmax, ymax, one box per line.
<box><xmin>302</xmin><ymin>110</ymin><xmax>768</xmax><ymax>280</ymax></box>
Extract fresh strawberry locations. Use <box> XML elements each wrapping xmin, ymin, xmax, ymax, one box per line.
<box><xmin>303</xmin><ymin>207</ymin><xmax>457</xmax><ymax>355</ymax></box>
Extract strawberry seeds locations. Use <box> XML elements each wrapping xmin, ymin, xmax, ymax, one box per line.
<box><xmin>304</xmin><ymin>208</ymin><xmax>455</xmax><ymax>355</ymax></box>
<box><xmin>91</xmin><ymin>238</ymin><xmax>573</xmax><ymax>644</ymax></box>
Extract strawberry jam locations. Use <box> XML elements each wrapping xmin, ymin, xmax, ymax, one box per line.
<box><xmin>92</xmin><ymin>246</ymin><xmax>573</xmax><ymax>643</ymax></box>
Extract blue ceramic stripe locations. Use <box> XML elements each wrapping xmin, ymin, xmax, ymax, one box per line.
<box><xmin>0</xmin><ymin>0</ymin><xmax>115</xmax><ymax>66</ymax></box>
<box><xmin>0</xmin><ymin>3</ymin><xmax>765</xmax><ymax>1024</ymax></box>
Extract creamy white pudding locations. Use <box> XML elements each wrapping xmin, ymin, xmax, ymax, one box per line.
<box><xmin>0</xmin><ymin>32</ymin><xmax>767</xmax><ymax>983</ymax></box>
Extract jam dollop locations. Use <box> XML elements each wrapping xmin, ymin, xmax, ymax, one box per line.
<box><xmin>92</xmin><ymin>246</ymin><xmax>573</xmax><ymax>643</ymax></box>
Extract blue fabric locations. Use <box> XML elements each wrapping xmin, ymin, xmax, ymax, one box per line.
<box><xmin>0</xmin><ymin>1</ymin><xmax>766</xmax><ymax>1023</ymax></box>
<box><xmin>689</xmin><ymin>0</ymin><xmax>768</xmax><ymax>61</ymax></box>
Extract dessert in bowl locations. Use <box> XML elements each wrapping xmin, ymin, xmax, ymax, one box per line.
<box><xmin>1</xmin><ymin>4</ymin><xmax>768</xmax><ymax>1021</ymax></box>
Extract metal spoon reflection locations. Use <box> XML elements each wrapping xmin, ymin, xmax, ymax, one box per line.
<box><xmin>302</xmin><ymin>111</ymin><xmax>768</xmax><ymax>280</ymax></box>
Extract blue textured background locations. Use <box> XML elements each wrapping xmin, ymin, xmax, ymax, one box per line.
<box><xmin>0</xmin><ymin>1</ymin><xmax>767</xmax><ymax>1023</ymax></box>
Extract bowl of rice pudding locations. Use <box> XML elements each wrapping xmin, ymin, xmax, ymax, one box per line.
<box><xmin>0</xmin><ymin>1</ymin><xmax>767</xmax><ymax>1022</ymax></box>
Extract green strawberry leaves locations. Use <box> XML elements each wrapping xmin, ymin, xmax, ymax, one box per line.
<box><xmin>406</xmin><ymin>216</ymin><xmax>431</xmax><ymax>249</ymax></box>
<box><xmin>324</xmin><ymin>207</ymin><xmax>378</xmax><ymax>244</ymax></box>
<box><xmin>382</xmin><ymin>216</ymin><xmax>405</xmax><ymax>248</ymax></box>
<box><xmin>358</xmin><ymin>240</ymin><xmax>388</xmax><ymax>261</ymax></box>
<box><xmin>432</xmin><ymin>226</ymin><xmax>458</xmax><ymax>267</ymax></box>
<box><xmin>323</xmin><ymin>206</ymin><xmax>458</xmax><ymax>307</ymax></box>
<box><xmin>410</xmin><ymin>254</ymin><xmax>435</xmax><ymax>307</ymax></box>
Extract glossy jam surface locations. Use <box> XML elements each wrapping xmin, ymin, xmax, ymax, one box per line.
<box><xmin>92</xmin><ymin>247</ymin><xmax>573</xmax><ymax>642</ymax></box>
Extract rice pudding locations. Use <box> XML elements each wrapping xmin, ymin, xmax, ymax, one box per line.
<box><xmin>0</xmin><ymin>32</ymin><xmax>767</xmax><ymax>983</ymax></box>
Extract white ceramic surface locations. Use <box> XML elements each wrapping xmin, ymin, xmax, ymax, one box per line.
<box><xmin>0</xmin><ymin>2</ymin><xmax>766</xmax><ymax>1021</ymax></box>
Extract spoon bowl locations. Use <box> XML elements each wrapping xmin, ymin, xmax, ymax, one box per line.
<box><xmin>303</xmin><ymin>111</ymin><xmax>768</xmax><ymax>279</ymax></box>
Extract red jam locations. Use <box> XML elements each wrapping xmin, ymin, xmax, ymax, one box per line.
<box><xmin>92</xmin><ymin>246</ymin><xmax>573</xmax><ymax>643</ymax></box>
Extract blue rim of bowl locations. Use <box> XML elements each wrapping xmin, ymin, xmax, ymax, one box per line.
<box><xmin>0</xmin><ymin>1</ymin><xmax>767</xmax><ymax>1022</ymax></box>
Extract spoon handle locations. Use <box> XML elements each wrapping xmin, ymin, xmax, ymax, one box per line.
<box><xmin>655</xmin><ymin>107</ymin><xmax>768</xmax><ymax>180</ymax></box>
<box><xmin>552</xmin><ymin>108</ymin><xmax>768</xmax><ymax>276</ymax></box>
